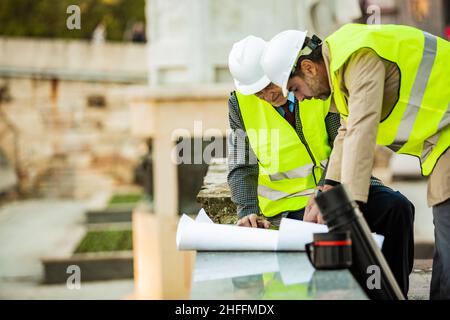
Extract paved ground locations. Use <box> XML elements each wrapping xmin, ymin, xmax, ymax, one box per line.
<box><xmin>408</xmin><ymin>260</ymin><xmax>432</xmax><ymax>300</ymax></box>
<box><xmin>391</xmin><ymin>180</ymin><xmax>433</xmax><ymax>300</ymax></box>
<box><xmin>0</xmin><ymin>200</ymin><xmax>87</xmax><ymax>279</ymax></box>
<box><xmin>0</xmin><ymin>199</ymin><xmax>134</xmax><ymax>300</ymax></box>
<box><xmin>0</xmin><ymin>278</ymin><xmax>134</xmax><ymax>300</ymax></box>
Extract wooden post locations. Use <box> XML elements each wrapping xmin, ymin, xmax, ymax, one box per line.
<box><xmin>133</xmin><ymin>205</ymin><xmax>195</xmax><ymax>299</ymax></box>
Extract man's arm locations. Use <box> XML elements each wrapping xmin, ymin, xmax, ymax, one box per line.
<box><xmin>324</xmin><ymin>113</ymin><xmax>346</xmax><ymax>186</ymax></box>
<box><xmin>339</xmin><ymin>48</ymin><xmax>385</xmax><ymax>202</ymax></box>
<box><xmin>318</xmin><ymin>111</ymin><xmax>341</xmax><ymax>187</ymax></box>
<box><xmin>227</xmin><ymin>93</ymin><xmax>260</xmax><ymax>218</ymax></box>
<box><xmin>322</xmin><ymin>111</ymin><xmax>384</xmax><ymax>188</ymax></box>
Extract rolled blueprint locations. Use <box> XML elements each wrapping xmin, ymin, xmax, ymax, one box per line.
<box><xmin>176</xmin><ymin>209</ymin><xmax>384</xmax><ymax>252</ymax></box>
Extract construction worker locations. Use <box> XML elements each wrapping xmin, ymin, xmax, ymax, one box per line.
<box><xmin>261</xmin><ymin>24</ymin><xmax>450</xmax><ymax>299</ymax></box>
<box><xmin>228</xmin><ymin>35</ymin><xmax>414</xmax><ymax>296</ymax></box>
<box><xmin>228</xmin><ymin>36</ymin><xmax>332</xmax><ymax>229</ymax></box>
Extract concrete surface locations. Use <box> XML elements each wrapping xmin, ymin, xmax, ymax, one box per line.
<box><xmin>0</xmin><ymin>200</ymin><xmax>85</xmax><ymax>278</ymax></box>
<box><xmin>0</xmin><ymin>199</ymin><xmax>134</xmax><ymax>299</ymax></box>
<box><xmin>408</xmin><ymin>260</ymin><xmax>433</xmax><ymax>300</ymax></box>
<box><xmin>0</xmin><ymin>37</ymin><xmax>147</xmax><ymax>82</ymax></box>
<box><xmin>0</xmin><ymin>278</ymin><xmax>134</xmax><ymax>300</ymax></box>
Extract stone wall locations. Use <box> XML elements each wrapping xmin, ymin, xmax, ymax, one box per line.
<box><xmin>0</xmin><ymin>38</ymin><xmax>148</xmax><ymax>198</ymax></box>
<box><xmin>0</xmin><ymin>37</ymin><xmax>147</xmax><ymax>82</ymax></box>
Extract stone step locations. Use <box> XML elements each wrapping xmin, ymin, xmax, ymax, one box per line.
<box><xmin>42</xmin><ymin>251</ymin><xmax>133</xmax><ymax>284</ymax></box>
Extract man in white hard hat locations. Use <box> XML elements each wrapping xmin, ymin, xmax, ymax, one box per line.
<box><xmin>228</xmin><ymin>35</ymin><xmax>414</xmax><ymax>296</ymax></box>
<box><xmin>228</xmin><ymin>35</ymin><xmax>334</xmax><ymax>229</ymax></box>
<box><xmin>261</xmin><ymin>25</ymin><xmax>450</xmax><ymax>299</ymax></box>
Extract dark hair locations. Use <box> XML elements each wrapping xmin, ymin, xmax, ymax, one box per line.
<box><xmin>292</xmin><ymin>36</ymin><xmax>323</xmax><ymax>77</ymax></box>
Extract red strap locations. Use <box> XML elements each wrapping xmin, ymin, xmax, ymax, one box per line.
<box><xmin>314</xmin><ymin>240</ymin><xmax>352</xmax><ymax>247</ymax></box>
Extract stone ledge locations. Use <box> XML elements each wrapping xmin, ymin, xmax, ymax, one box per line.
<box><xmin>126</xmin><ymin>84</ymin><xmax>233</xmax><ymax>102</ymax></box>
<box><xmin>196</xmin><ymin>158</ymin><xmax>237</xmax><ymax>224</ymax></box>
<box><xmin>414</xmin><ymin>242</ymin><xmax>434</xmax><ymax>259</ymax></box>
<box><xmin>42</xmin><ymin>251</ymin><xmax>133</xmax><ymax>284</ymax></box>
<box><xmin>86</xmin><ymin>205</ymin><xmax>134</xmax><ymax>224</ymax></box>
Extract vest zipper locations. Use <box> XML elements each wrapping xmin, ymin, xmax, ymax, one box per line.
<box><xmin>295</xmin><ymin>106</ymin><xmax>318</xmax><ymax>186</ymax></box>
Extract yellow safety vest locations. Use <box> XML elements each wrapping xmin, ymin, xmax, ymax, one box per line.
<box><xmin>326</xmin><ymin>23</ymin><xmax>450</xmax><ymax>176</ymax></box>
<box><xmin>235</xmin><ymin>92</ymin><xmax>331</xmax><ymax>217</ymax></box>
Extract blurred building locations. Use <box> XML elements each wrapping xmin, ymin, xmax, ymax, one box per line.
<box><xmin>361</xmin><ymin>0</ymin><xmax>449</xmax><ymax>38</ymax></box>
<box><xmin>0</xmin><ymin>39</ymin><xmax>148</xmax><ymax>198</ymax></box>
<box><xmin>146</xmin><ymin>0</ymin><xmax>363</xmax><ymax>86</ymax></box>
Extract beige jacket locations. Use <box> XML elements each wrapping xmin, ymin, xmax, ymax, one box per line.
<box><xmin>322</xmin><ymin>44</ymin><xmax>450</xmax><ymax>207</ymax></box>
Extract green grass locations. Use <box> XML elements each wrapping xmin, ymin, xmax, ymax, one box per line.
<box><xmin>108</xmin><ymin>193</ymin><xmax>143</xmax><ymax>206</ymax></box>
<box><xmin>75</xmin><ymin>230</ymin><xmax>132</xmax><ymax>253</ymax></box>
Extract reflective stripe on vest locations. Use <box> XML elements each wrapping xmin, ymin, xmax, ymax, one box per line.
<box><xmin>326</xmin><ymin>24</ymin><xmax>450</xmax><ymax>176</ymax></box>
<box><xmin>235</xmin><ymin>92</ymin><xmax>331</xmax><ymax>217</ymax></box>
<box><xmin>268</xmin><ymin>162</ymin><xmax>314</xmax><ymax>181</ymax></box>
<box><xmin>389</xmin><ymin>32</ymin><xmax>439</xmax><ymax>152</ymax></box>
<box><xmin>268</xmin><ymin>159</ymin><xmax>329</xmax><ymax>181</ymax></box>
<box><xmin>258</xmin><ymin>185</ymin><xmax>316</xmax><ymax>201</ymax></box>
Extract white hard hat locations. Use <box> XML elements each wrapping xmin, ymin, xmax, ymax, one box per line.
<box><xmin>261</xmin><ymin>30</ymin><xmax>308</xmax><ymax>97</ymax></box>
<box><xmin>228</xmin><ymin>35</ymin><xmax>271</xmax><ymax>95</ymax></box>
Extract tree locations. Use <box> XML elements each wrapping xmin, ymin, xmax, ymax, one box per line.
<box><xmin>0</xmin><ymin>0</ymin><xmax>146</xmax><ymax>41</ymax></box>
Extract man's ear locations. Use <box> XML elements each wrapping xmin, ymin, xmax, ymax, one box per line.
<box><xmin>300</xmin><ymin>59</ymin><xmax>317</xmax><ymax>77</ymax></box>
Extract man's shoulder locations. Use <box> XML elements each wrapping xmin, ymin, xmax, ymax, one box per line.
<box><xmin>344</xmin><ymin>47</ymin><xmax>383</xmax><ymax>68</ymax></box>
<box><xmin>228</xmin><ymin>91</ymin><xmax>245</xmax><ymax>129</ymax></box>
<box><xmin>228</xmin><ymin>91</ymin><xmax>240</xmax><ymax>113</ymax></box>
<box><xmin>228</xmin><ymin>90</ymin><xmax>237</xmax><ymax>104</ymax></box>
